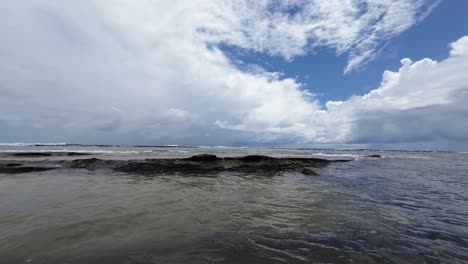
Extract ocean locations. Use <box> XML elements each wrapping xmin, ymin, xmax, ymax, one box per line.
<box><xmin>0</xmin><ymin>144</ymin><xmax>467</xmax><ymax>263</ymax></box>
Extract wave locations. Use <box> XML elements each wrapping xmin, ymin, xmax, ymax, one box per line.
<box><xmin>0</xmin><ymin>143</ymin><xmax>67</xmax><ymax>146</ymax></box>
<box><xmin>399</xmin><ymin>155</ymin><xmax>432</xmax><ymax>159</ymax></box>
<box><xmin>310</xmin><ymin>152</ymin><xmax>363</xmax><ymax>159</ymax></box>
<box><xmin>196</xmin><ymin>145</ymin><xmax>249</xmax><ymax>149</ymax></box>
<box><xmin>0</xmin><ymin>149</ymin><xmax>155</xmax><ymax>154</ymax></box>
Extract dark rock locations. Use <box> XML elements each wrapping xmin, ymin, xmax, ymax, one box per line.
<box><xmin>70</xmin><ymin>158</ymin><xmax>103</xmax><ymax>169</ymax></box>
<box><xmin>184</xmin><ymin>154</ymin><xmax>221</xmax><ymax>162</ymax></box>
<box><xmin>238</xmin><ymin>155</ymin><xmax>276</xmax><ymax>163</ymax></box>
<box><xmin>301</xmin><ymin>167</ymin><xmax>320</xmax><ymax>176</ymax></box>
<box><xmin>65</xmin><ymin>152</ymin><xmax>92</xmax><ymax>156</ymax></box>
<box><xmin>5</xmin><ymin>163</ymin><xmax>22</xmax><ymax>167</ymax></box>
<box><xmin>116</xmin><ymin>155</ymin><xmax>336</xmax><ymax>176</ymax></box>
<box><xmin>2</xmin><ymin>154</ymin><xmax>350</xmax><ymax>176</ymax></box>
<box><xmin>367</xmin><ymin>155</ymin><xmax>382</xmax><ymax>158</ymax></box>
<box><xmin>13</xmin><ymin>152</ymin><xmax>52</xmax><ymax>157</ymax></box>
<box><xmin>0</xmin><ymin>165</ymin><xmax>54</xmax><ymax>174</ymax></box>
<box><xmin>117</xmin><ymin>161</ymin><xmax>224</xmax><ymax>175</ymax></box>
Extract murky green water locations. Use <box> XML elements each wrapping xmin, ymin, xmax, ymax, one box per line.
<box><xmin>0</xmin><ymin>147</ymin><xmax>467</xmax><ymax>263</ymax></box>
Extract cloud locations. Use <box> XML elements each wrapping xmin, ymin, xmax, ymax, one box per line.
<box><xmin>199</xmin><ymin>0</ymin><xmax>440</xmax><ymax>73</ymax></box>
<box><xmin>0</xmin><ymin>0</ymin><xmax>466</xmax><ymax>149</ymax></box>
<box><xmin>215</xmin><ymin>36</ymin><xmax>468</xmax><ymax>148</ymax></box>
<box><xmin>345</xmin><ymin>39</ymin><xmax>468</xmax><ymax>146</ymax></box>
<box><xmin>0</xmin><ymin>0</ymin><xmax>319</xmax><ymax>145</ymax></box>
<box><xmin>450</xmin><ymin>36</ymin><xmax>468</xmax><ymax>56</ymax></box>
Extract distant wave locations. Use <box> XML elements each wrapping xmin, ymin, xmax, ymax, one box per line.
<box><xmin>0</xmin><ymin>149</ymin><xmax>155</xmax><ymax>154</ymax></box>
<box><xmin>197</xmin><ymin>145</ymin><xmax>249</xmax><ymax>149</ymax></box>
<box><xmin>310</xmin><ymin>152</ymin><xmax>363</xmax><ymax>159</ymax></box>
<box><xmin>0</xmin><ymin>143</ymin><xmax>67</xmax><ymax>146</ymax></box>
<box><xmin>399</xmin><ymin>155</ymin><xmax>432</xmax><ymax>159</ymax></box>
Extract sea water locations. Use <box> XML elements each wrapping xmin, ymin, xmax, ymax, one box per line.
<box><xmin>0</xmin><ymin>145</ymin><xmax>467</xmax><ymax>263</ymax></box>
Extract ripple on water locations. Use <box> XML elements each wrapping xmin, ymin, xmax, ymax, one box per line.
<box><xmin>1</xmin><ymin>150</ymin><xmax>468</xmax><ymax>263</ymax></box>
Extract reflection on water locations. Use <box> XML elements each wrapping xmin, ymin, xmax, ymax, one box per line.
<box><xmin>1</xmin><ymin>151</ymin><xmax>468</xmax><ymax>263</ymax></box>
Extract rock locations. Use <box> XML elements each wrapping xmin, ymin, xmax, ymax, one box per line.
<box><xmin>5</xmin><ymin>163</ymin><xmax>22</xmax><ymax>167</ymax></box>
<box><xmin>184</xmin><ymin>154</ymin><xmax>221</xmax><ymax>162</ymax></box>
<box><xmin>13</xmin><ymin>152</ymin><xmax>52</xmax><ymax>157</ymax></box>
<box><xmin>117</xmin><ymin>161</ymin><xmax>224</xmax><ymax>175</ymax></box>
<box><xmin>2</xmin><ymin>154</ymin><xmax>350</xmax><ymax>175</ymax></box>
<box><xmin>367</xmin><ymin>155</ymin><xmax>382</xmax><ymax>158</ymax></box>
<box><xmin>239</xmin><ymin>155</ymin><xmax>276</xmax><ymax>163</ymax></box>
<box><xmin>116</xmin><ymin>155</ymin><xmax>335</xmax><ymax>176</ymax></box>
<box><xmin>301</xmin><ymin>167</ymin><xmax>320</xmax><ymax>176</ymax></box>
<box><xmin>70</xmin><ymin>158</ymin><xmax>103</xmax><ymax>169</ymax></box>
<box><xmin>65</xmin><ymin>152</ymin><xmax>92</xmax><ymax>156</ymax></box>
<box><xmin>0</xmin><ymin>165</ymin><xmax>54</xmax><ymax>174</ymax></box>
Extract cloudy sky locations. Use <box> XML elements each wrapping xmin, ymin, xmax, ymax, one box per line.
<box><xmin>1</xmin><ymin>0</ymin><xmax>468</xmax><ymax>150</ymax></box>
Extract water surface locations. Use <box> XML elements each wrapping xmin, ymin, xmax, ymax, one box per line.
<box><xmin>0</xmin><ymin>146</ymin><xmax>467</xmax><ymax>263</ymax></box>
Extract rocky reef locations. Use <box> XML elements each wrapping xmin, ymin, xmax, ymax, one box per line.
<box><xmin>0</xmin><ymin>163</ymin><xmax>55</xmax><ymax>174</ymax></box>
<box><xmin>0</xmin><ymin>154</ymin><xmax>350</xmax><ymax>176</ymax></box>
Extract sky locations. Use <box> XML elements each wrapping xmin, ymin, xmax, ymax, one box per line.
<box><xmin>1</xmin><ymin>0</ymin><xmax>468</xmax><ymax>150</ymax></box>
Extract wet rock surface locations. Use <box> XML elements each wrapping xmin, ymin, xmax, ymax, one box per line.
<box><xmin>301</xmin><ymin>167</ymin><xmax>320</xmax><ymax>176</ymax></box>
<box><xmin>0</xmin><ymin>163</ymin><xmax>55</xmax><ymax>174</ymax></box>
<box><xmin>1</xmin><ymin>154</ymin><xmax>349</xmax><ymax>175</ymax></box>
<box><xmin>13</xmin><ymin>152</ymin><xmax>53</xmax><ymax>157</ymax></box>
<box><xmin>116</xmin><ymin>155</ymin><xmax>334</xmax><ymax>175</ymax></box>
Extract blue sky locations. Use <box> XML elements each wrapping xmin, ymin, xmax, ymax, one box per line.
<box><xmin>222</xmin><ymin>0</ymin><xmax>468</xmax><ymax>103</ymax></box>
<box><xmin>1</xmin><ymin>0</ymin><xmax>468</xmax><ymax>150</ymax></box>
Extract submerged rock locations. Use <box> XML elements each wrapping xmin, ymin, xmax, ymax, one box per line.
<box><xmin>115</xmin><ymin>155</ymin><xmax>335</xmax><ymax>176</ymax></box>
<box><xmin>301</xmin><ymin>167</ymin><xmax>320</xmax><ymax>176</ymax></box>
<box><xmin>65</xmin><ymin>152</ymin><xmax>92</xmax><ymax>156</ymax></box>
<box><xmin>5</xmin><ymin>163</ymin><xmax>22</xmax><ymax>168</ymax></box>
<box><xmin>13</xmin><ymin>153</ymin><xmax>52</xmax><ymax>157</ymax></box>
<box><xmin>238</xmin><ymin>155</ymin><xmax>276</xmax><ymax>163</ymax></box>
<box><xmin>367</xmin><ymin>155</ymin><xmax>382</xmax><ymax>158</ymax></box>
<box><xmin>69</xmin><ymin>158</ymin><xmax>109</xmax><ymax>169</ymax></box>
<box><xmin>1</xmin><ymin>154</ymin><xmax>350</xmax><ymax>175</ymax></box>
<box><xmin>0</xmin><ymin>164</ymin><xmax>54</xmax><ymax>174</ymax></box>
<box><xmin>184</xmin><ymin>154</ymin><xmax>221</xmax><ymax>162</ymax></box>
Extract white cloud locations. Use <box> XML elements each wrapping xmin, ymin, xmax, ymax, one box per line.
<box><xmin>199</xmin><ymin>0</ymin><xmax>440</xmax><ymax>72</ymax></box>
<box><xmin>1</xmin><ymin>0</ymin><xmax>466</xmax><ymax>149</ymax></box>
<box><xmin>213</xmin><ymin>36</ymin><xmax>468</xmax><ymax>148</ymax></box>
<box><xmin>328</xmin><ymin>44</ymin><xmax>468</xmax><ymax>145</ymax></box>
<box><xmin>450</xmin><ymin>36</ymin><xmax>468</xmax><ymax>56</ymax></box>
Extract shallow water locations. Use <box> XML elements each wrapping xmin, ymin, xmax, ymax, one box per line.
<box><xmin>0</xmin><ymin>146</ymin><xmax>467</xmax><ymax>263</ymax></box>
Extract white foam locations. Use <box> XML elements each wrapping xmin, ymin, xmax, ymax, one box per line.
<box><xmin>0</xmin><ymin>149</ymin><xmax>147</xmax><ymax>155</ymax></box>
<box><xmin>400</xmin><ymin>155</ymin><xmax>432</xmax><ymax>159</ymax></box>
<box><xmin>310</xmin><ymin>152</ymin><xmax>362</xmax><ymax>159</ymax></box>
<box><xmin>197</xmin><ymin>145</ymin><xmax>250</xmax><ymax>149</ymax></box>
